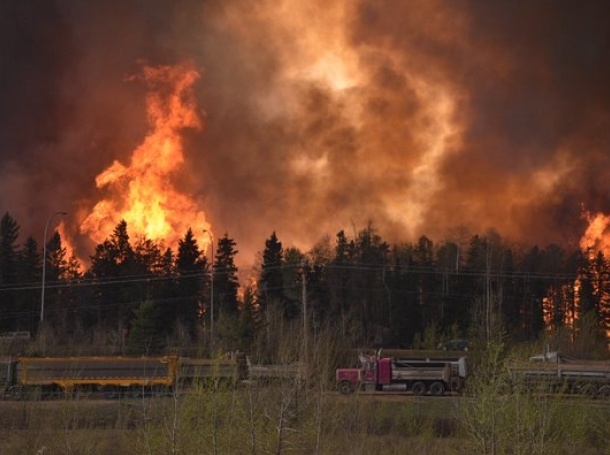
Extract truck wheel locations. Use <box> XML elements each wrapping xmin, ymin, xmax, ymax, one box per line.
<box><xmin>429</xmin><ymin>381</ymin><xmax>445</xmax><ymax>396</ymax></box>
<box><xmin>103</xmin><ymin>387</ymin><xmax>120</xmax><ymax>400</ymax></box>
<box><xmin>580</xmin><ymin>384</ymin><xmax>597</xmax><ymax>398</ymax></box>
<box><xmin>5</xmin><ymin>385</ymin><xmax>23</xmax><ymax>401</ymax></box>
<box><xmin>337</xmin><ymin>381</ymin><xmax>353</xmax><ymax>395</ymax></box>
<box><xmin>412</xmin><ymin>381</ymin><xmax>426</xmax><ymax>396</ymax></box>
<box><xmin>598</xmin><ymin>385</ymin><xmax>610</xmax><ymax>399</ymax></box>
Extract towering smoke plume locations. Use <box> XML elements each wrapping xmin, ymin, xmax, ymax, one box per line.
<box><xmin>1</xmin><ymin>0</ymin><xmax>610</xmax><ymax>264</ymax></box>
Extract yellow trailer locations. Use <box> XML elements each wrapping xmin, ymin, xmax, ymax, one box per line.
<box><xmin>11</xmin><ymin>356</ymin><xmax>178</xmax><ymax>398</ymax></box>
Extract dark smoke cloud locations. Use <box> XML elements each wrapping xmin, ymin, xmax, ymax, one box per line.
<box><xmin>1</xmin><ymin>0</ymin><xmax>609</xmax><ymax>266</ymax></box>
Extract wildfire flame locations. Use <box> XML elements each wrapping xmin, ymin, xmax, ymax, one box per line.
<box><xmin>80</xmin><ymin>62</ymin><xmax>211</xmax><ymax>251</ymax></box>
<box><xmin>580</xmin><ymin>211</ymin><xmax>610</xmax><ymax>259</ymax></box>
<box><xmin>543</xmin><ymin>210</ymin><xmax>610</xmax><ymax>335</ymax></box>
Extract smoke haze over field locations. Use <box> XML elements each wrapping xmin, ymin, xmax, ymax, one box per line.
<box><xmin>1</xmin><ymin>0</ymin><xmax>610</xmax><ymax>265</ymax></box>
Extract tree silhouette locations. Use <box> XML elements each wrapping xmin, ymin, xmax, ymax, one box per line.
<box><xmin>327</xmin><ymin>230</ymin><xmax>356</xmax><ymax>333</ymax></box>
<box><xmin>238</xmin><ymin>283</ymin><xmax>258</xmax><ymax>351</ymax></box>
<box><xmin>175</xmin><ymin>228</ymin><xmax>206</xmax><ymax>339</ymax></box>
<box><xmin>0</xmin><ymin>212</ymin><xmax>20</xmax><ymax>331</ymax></box>
<box><xmin>17</xmin><ymin>235</ymin><xmax>40</xmax><ymax>333</ymax></box>
<box><xmin>126</xmin><ymin>300</ymin><xmax>164</xmax><ymax>355</ymax></box>
<box><xmin>44</xmin><ymin>231</ymin><xmax>68</xmax><ymax>329</ymax></box>
<box><xmin>213</xmin><ymin>233</ymin><xmax>240</xmax><ymax>317</ymax></box>
<box><xmin>259</xmin><ymin>231</ymin><xmax>284</xmax><ymax>315</ymax></box>
<box><xmin>88</xmin><ymin>220</ymin><xmax>140</xmax><ymax>333</ymax></box>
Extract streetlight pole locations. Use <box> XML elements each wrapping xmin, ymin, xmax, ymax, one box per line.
<box><xmin>203</xmin><ymin>229</ymin><xmax>214</xmax><ymax>353</ymax></box>
<box><xmin>41</xmin><ymin>211</ymin><xmax>67</xmax><ymax>323</ymax></box>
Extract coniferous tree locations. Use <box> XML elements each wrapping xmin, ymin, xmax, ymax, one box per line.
<box><xmin>517</xmin><ymin>245</ymin><xmax>546</xmax><ymax>340</ymax></box>
<box><xmin>175</xmin><ymin>228</ymin><xmax>206</xmax><ymax>339</ymax></box>
<box><xmin>499</xmin><ymin>247</ymin><xmax>519</xmax><ymax>336</ymax></box>
<box><xmin>238</xmin><ymin>284</ymin><xmax>258</xmax><ymax>351</ymax></box>
<box><xmin>306</xmin><ymin>238</ymin><xmax>332</xmax><ymax>330</ymax></box>
<box><xmin>281</xmin><ymin>247</ymin><xmax>305</xmax><ymax>320</ymax></box>
<box><xmin>353</xmin><ymin>222</ymin><xmax>389</xmax><ymax>345</ymax></box>
<box><xmin>327</xmin><ymin>230</ymin><xmax>356</xmax><ymax>333</ymax></box>
<box><xmin>155</xmin><ymin>247</ymin><xmax>179</xmax><ymax>337</ymax></box>
<box><xmin>464</xmin><ymin>230</ymin><xmax>509</xmax><ymax>344</ymax></box>
<box><xmin>64</xmin><ymin>252</ymin><xmax>83</xmax><ymax>334</ymax></box>
<box><xmin>88</xmin><ymin>220</ymin><xmax>139</xmax><ymax>333</ymax></box>
<box><xmin>387</xmin><ymin>243</ymin><xmax>423</xmax><ymax>347</ymax></box>
<box><xmin>87</xmin><ymin>239</ymin><xmax>120</xmax><ymax>328</ymax></box>
<box><xmin>435</xmin><ymin>240</ymin><xmax>463</xmax><ymax>334</ymax></box>
<box><xmin>134</xmin><ymin>238</ymin><xmax>165</xmax><ymax>274</ymax></box>
<box><xmin>132</xmin><ymin>237</ymin><xmax>166</xmax><ymax>325</ymax></box>
<box><xmin>44</xmin><ymin>231</ymin><xmax>68</xmax><ymax>330</ymax></box>
<box><xmin>126</xmin><ymin>300</ymin><xmax>164</xmax><ymax>355</ymax></box>
<box><xmin>464</xmin><ymin>234</ymin><xmax>492</xmax><ymax>342</ymax></box>
<box><xmin>213</xmin><ymin>233</ymin><xmax>240</xmax><ymax>317</ymax></box>
<box><xmin>16</xmin><ymin>236</ymin><xmax>41</xmax><ymax>333</ymax></box>
<box><xmin>0</xmin><ymin>212</ymin><xmax>20</xmax><ymax>331</ymax></box>
<box><xmin>412</xmin><ymin>235</ymin><xmax>438</xmax><ymax>325</ymax></box>
<box><xmin>259</xmin><ymin>231</ymin><xmax>284</xmax><ymax>315</ymax></box>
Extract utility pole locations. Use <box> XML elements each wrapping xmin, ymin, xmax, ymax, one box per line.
<box><xmin>302</xmin><ymin>260</ymin><xmax>307</xmax><ymax>367</ymax></box>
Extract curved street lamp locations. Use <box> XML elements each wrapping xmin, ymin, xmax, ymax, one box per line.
<box><xmin>40</xmin><ymin>211</ymin><xmax>67</xmax><ymax>323</ymax></box>
<box><xmin>203</xmin><ymin>229</ymin><xmax>214</xmax><ymax>352</ymax></box>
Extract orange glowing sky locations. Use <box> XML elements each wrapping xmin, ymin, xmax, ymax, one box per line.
<box><xmin>1</xmin><ymin>0</ymin><xmax>610</xmax><ymax>264</ymax></box>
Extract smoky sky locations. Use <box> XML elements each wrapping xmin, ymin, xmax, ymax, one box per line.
<box><xmin>1</xmin><ymin>0</ymin><xmax>609</xmax><ymax>265</ymax></box>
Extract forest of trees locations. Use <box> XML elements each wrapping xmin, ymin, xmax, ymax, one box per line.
<box><xmin>1</xmin><ymin>211</ymin><xmax>609</xmax><ymax>359</ymax></box>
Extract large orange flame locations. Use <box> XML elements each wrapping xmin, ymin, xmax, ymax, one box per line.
<box><xmin>580</xmin><ymin>211</ymin><xmax>610</xmax><ymax>259</ymax></box>
<box><xmin>80</xmin><ymin>62</ymin><xmax>210</xmax><ymax>251</ymax></box>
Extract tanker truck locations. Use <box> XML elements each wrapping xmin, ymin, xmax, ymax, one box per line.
<box><xmin>336</xmin><ymin>354</ymin><xmax>467</xmax><ymax>396</ymax></box>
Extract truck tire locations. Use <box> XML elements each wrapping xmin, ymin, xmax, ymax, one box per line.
<box><xmin>103</xmin><ymin>387</ymin><xmax>121</xmax><ymax>400</ymax></box>
<box><xmin>429</xmin><ymin>381</ymin><xmax>445</xmax><ymax>396</ymax></box>
<box><xmin>580</xmin><ymin>384</ymin><xmax>597</xmax><ymax>398</ymax></box>
<box><xmin>598</xmin><ymin>385</ymin><xmax>610</xmax><ymax>399</ymax></box>
<box><xmin>412</xmin><ymin>381</ymin><xmax>426</xmax><ymax>396</ymax></box>
<box><xmin>4</xmin><ymin>385</ymin><xmax>24</xmax><ymax>401</ymax></box>
<box><xmin>338</xmin><ymin>381</ymin><xmax>353</xmax><ymax>395</ymax></box>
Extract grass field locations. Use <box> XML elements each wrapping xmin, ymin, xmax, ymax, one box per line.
<box><xmin>1</xmin><ymin>387</ymin><xmax>609</xmax><ymax>455</ymax></box>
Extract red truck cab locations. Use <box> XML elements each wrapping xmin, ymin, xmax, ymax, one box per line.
<box><xmin>336</xmin><ymin>354</ymin><xmax>467</xmax><ymax>396</ymax></box>
<box><xmin>336</xmin><ymin>355</ymin><xmax>377</xmax><ymax>394</ymax></box>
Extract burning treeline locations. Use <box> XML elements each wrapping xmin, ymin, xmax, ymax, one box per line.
<box><xmin>4</xmin><ymin>204</ymin><xmax>610</xmax><ymax>355</ymax></box>
<box><xmin>543</xmin><ymin>212</ymin><xmax>610</xmax><ymax>342</ymax></box>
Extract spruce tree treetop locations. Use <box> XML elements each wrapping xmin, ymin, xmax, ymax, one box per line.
<box><xmin>0</xmin><ymin>212</ymin><xmax>20</xmax><ymax>285</ymax></box>
<box><xmin>214</xmin><ymin>233</ymin><xmax>239</xmax><ymax>316</ymax></box>
<box><xmin>259</xmin><ymin>231</ymin><xmax>284</xmax><ymax>312</ymax></box>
